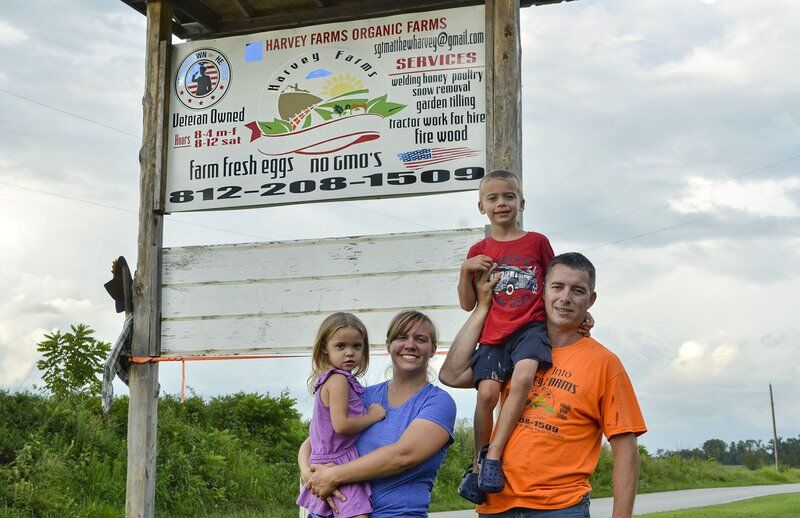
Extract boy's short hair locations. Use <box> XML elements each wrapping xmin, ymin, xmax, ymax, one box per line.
<box><xmin>478</xmin><ymin>170</ymin><xmax>522</xmax><ymax>198</ymax></box>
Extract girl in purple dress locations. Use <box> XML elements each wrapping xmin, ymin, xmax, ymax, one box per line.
<box><xmin>297</xmin><ymin>312</ymin><xmax>386</xmax><ymax>518</ymax></box>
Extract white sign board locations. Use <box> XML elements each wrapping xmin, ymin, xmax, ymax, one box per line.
<box><xmin>160</xmin><ymin>228</ymin><xmax>483</xmax><ymax>356</ymax></box>
<box><xmin>166</xmin><ymin>6</ymin><xmax>487</xmax><ymax>212</ymax></box>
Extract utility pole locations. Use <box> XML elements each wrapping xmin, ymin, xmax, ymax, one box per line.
<box><xmin>769</xmin><ymin>383</ymin><xmax>779</xmax><ymax>470</ymax></box>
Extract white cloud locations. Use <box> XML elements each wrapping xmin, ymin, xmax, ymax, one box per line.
<box><xmin>670</xmin><ymin>176</ymin><xmax>800</xmax><ymax>218</ymax></box>
<box><xmin>0</xmin><ymin>20</ymin><xmax>28</xmax><ymax>45</ymax></box>
<box><xmin>673</xmin><ymin>340</ymin><xmax>706</xmax><ymax>365</ymax></box>
<box><xmin>1</xmin><ymin>0</ymin><xmax>800</xmax><ymax>453</ymax></box>
<box><xmin>652</xmin><ymin>14</ymin><xmax>800</xmax><ymax>94</ymax></box>
<box><xmin>45</xmin><ymin>298</ymin><xmax>93</xmax><ymax>312</ymax></box>
<box><xmin>671</xmin><ymin>339</ymin><xmax>740</xmax><ymax>374</ymax></box>
<box><xmin>656</xmin><ymin>45</ymin><xmax>746</xmax><ymax>82</ymax></box>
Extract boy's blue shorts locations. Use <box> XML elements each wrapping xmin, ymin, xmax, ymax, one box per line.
<box><xmin>471</xmin><ymin>321</ymin><xmax>552</xmax><ymax>389</ymax></box>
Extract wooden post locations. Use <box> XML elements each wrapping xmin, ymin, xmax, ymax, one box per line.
<box><xmin>485</xmin><ymin>0</ymin><xmax>523</xmax><ymax>225</ymax></box>
<box><xmin>126</xmin><ymin>1</ymin><xmax>171</xmax><ymax>517</ymax></box>
<box><xmin>769</xmin><ymin>383</ymin><xmax>779</xmax><ymax>470</ymax></box>
<box><xmin>485</xmin><ymin>0</ymin><xmax>522</xmax><ymax>417</ymax></box>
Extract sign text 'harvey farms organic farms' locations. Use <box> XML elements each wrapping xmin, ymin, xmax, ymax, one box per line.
<box><xmin>166</xmin><ymin>6</ymin><xmax>486</xmax><ymax>212</ymax></box>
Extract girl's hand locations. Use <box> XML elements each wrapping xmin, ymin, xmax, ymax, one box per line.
<box><xmin>367</xmin><ymin>403</ymin><xmax>386</xmax><ymax>421</ymax></box>
<box><xmin>578</xmin><ymin>311</ymin><xmax>594</xmax><ymax>337</ymax></box>
<box><xmin>325</xmin><ymin>490</ymin><xmax>346</xmax><ymax>515</ymax></box>
<box><xmin>462</xmin><ymin>255</ymin><xmax>494</xmax><ymax>274</ymax></box>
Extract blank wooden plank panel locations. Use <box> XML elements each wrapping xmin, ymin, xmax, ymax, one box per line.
<box><xmin>162</xmin><ymin>270</ymin><xmax>461</xmax><ymax>319</ymax></box>
<box><xmin>161</xmin><ymin>307</ymin><xmax>470</xmax><ymax>356</ymax></box>
<box><xmin>160</xmin><ymin>228</ymin><xmax>483</xmax><ymax>356</ymax></box>
<box><xmin>162</xmin><ymin>228</ymin><xmax>482</xmax><ymax>285</ymax></box>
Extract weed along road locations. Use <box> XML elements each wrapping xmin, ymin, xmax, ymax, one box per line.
<box><xmin>429</xmin><ymin>483</ymin><xmax>800</xmax><ymax>517</ymax></box>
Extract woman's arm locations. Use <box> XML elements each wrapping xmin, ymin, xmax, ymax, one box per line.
<box><xmin>298</xmin><ymin>437</ymin><xmax>346</xmax><ymax>512</ymax></box>
<box><xmin>326</xmin><ymin>374</ymin><xmax>386</xmax><ymax>435</ymax></box>
<box><xmin>306</xmin><ymin>418</ymin><xmax>450</xmax><ymax>498</ymax></box>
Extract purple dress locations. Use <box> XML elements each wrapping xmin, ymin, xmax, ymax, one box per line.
<box><xmin>297</xmin><ymin>368</ymin><xmax>373</xmax><ymax>517</ymax></box>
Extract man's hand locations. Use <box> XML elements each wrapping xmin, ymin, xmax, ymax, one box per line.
<box><xmin>578</xmin><ymin>311</ymin><xmax>595</xmax><ymax>337</ymax></box>
<box><xmin>462</xmin><ymin>255</ymin><xmax>494</xmax><ymax>274</ymax></box>
<box><xmin>475</xmin><ymin>267</ymin><xmax>499</xmax><ymax>308</ymax></box>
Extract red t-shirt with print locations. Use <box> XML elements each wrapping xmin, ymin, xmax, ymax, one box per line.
<box><xmin>467</xmin><ymin>231</ymin><xmax>554</xmax><ymax>345</ymax></box>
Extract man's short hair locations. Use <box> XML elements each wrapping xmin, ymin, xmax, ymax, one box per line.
<box><xmin>546</xmin><ymin>252</ymin><xmax>596</xmax><ymax>291</ymax></box>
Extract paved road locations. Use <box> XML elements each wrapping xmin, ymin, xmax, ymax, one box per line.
<box><xmin>430</xmin><ymin>483</ymin><xmax>800</xmax><ymax>517</ymax></box>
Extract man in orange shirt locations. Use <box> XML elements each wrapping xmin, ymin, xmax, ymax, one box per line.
<box><xmin>440</xmin><ymin>253</ymin><xmax>646</xmax><ymax>517</ymax></box>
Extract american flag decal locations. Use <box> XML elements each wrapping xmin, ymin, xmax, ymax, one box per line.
<box><xmin>397</xmin><ymin>147</ymin><xmax>481</xmax><ymax>169</ymax></box>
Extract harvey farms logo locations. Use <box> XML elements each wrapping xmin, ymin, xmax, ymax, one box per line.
<box><xmin>175</xmin><ymin>49</ymin><xmax>231</xmax><ymax>110</ymax></box>
<box><xmin>246</xmin><ymin>49</ymin><xmax>405</xmax><ymax>156</ymax></box>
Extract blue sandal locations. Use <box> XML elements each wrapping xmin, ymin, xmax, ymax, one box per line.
<box><xmin>457</xmin><ymin>464</ymin><xmax>485</xmax><ymax>504</ymax></box>
<box><xmin>477</xmin><ymin>445</ymin><xmax>505</xmax><ymax>493</ymax></box>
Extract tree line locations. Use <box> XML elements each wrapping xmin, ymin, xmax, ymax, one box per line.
<box><xmin>657</xmin><ymin>437</ymin><xmax>800</xmax><ymax>470</ymax></box>
<box><xmin>0</xmin><ymin>323</ymin><xmax>796</xmax><ymax>517</ymax></box>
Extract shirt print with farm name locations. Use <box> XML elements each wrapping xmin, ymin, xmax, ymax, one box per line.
<box><xmin>517</xmin><ymin>366</ymin><xmax>577</xmax><ymax>441</ymax></box>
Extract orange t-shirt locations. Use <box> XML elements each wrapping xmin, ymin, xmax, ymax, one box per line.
<box><xmin>477</xmin><ymin>337</ymin><xmax>647</xmax><ymax>513</ymax></box>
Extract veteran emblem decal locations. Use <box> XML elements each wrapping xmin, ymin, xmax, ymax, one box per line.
<box><xmin>175</xmin><ymin>48</ymin><xmax>231</xmax><ymax>109</ymax></box>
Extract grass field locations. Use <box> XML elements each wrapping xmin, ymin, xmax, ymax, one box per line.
<box><xmin>636</xmin><ymin>492</ymin><xmax>800</xmax><ymax>517</ymax></box>
<box><xmin>2</xmin><ymin>392</ymin><xmax>799</xmax><ymax>517</ymax></box>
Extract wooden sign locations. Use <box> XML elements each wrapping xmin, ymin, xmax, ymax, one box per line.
<box><xmin>160</xmin><ymin>228</ymin><xmax>483</xmax><ymax>355</ymax></box>
<box><xmin>166</xmin><ymin>5</ymin><xmax>487</xmax><ymax>212</ymax></box>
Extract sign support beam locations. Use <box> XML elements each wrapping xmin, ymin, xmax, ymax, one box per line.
<box><xmin>126</xmin><ymin>1</ymin><xmax>171</xmax><ymax>517</ymax></box>
<box><xmin>485</xmin><ymin>0</ymin><xmax>523</xmax><ymax>224</ymax></box>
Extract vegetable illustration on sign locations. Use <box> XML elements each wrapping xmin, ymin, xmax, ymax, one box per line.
<box><xmin>246</xmin><ymin>50</ymin><xmax>406</xmax><ymax>155</ymax></box>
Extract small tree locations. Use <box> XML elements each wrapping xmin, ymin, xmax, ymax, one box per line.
<box><xmin>36</xmin><ymin>324</ymin><xmax>111</xmax><ymax>398</ymax></box>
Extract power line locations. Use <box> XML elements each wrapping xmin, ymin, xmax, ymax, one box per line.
<box><xmin>550</xmin><ymin>153</ymin><xmax>800</xmax><ymax>237</ymax></box>
<box><xmin>0</xmin><ymin>88</ymin><xmax>435</xmax><ymax>230</ymax></box>
<box><xmin>341</xmin><ymin>201</ymin><xmax>435</xmax><ymax>230</ymax></box>
<box><xmin>4</xmin><ymin>87</ymin><xmax>799</xmax><ymax>242</ymax></box>
<box><xmin>13</xmin><ymin>364</ymin><xmax>36</xmax><ymax>393</ymax></box>
<box><xmin>0</xmin><ymin>179</ymin><xmax>274</xmax><ymax>241</ymax></box>
<box><xmin>0</xmin><ymin>88</ymin><xmax>141</xmax><ymax>139</ymax></box>
<box><xmin>581</xmin><ymin>187</ymin><xmax>800</xmax><ymax>252</ymax></box>
<box><xmin>609</xmin><ymin>329</ymin><xmax>757</xmax><ymax>407</ymax></box>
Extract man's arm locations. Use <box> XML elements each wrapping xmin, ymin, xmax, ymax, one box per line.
<box><xmin>440</xmin><ymin>269</ymin><xmax>497</xmax><ymax>388</ymax></box>
<box><xmin>609</xmin><ymin>432</ymin><xmax>640</xmax><ymax>518</ymax></box>
<box><xmin>457</xmin><ymin>255</ymin><xmax>493</xmax><ymax>311</ymax></box>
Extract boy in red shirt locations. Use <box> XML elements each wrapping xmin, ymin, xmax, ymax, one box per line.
<box><xmin>457</xmin><ymin>170</ymin><xmax>579</xmax><ymax>503</ymax></box>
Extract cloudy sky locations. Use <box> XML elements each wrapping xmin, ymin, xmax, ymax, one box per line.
<box><xmin>1</xmin><ymin>0</ymin><xmax>798</xmax><ymax>453</ymax></box>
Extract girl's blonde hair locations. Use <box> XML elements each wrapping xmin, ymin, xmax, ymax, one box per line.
<box><xmin>308</xmin><ymin>312</ymin><xmax>370</xmax><ymax>391</ymax></box>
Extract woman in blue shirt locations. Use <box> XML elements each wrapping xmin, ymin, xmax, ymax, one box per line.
<box><xmin>300</xmin><ymin>310</ymin><xmax>457</xmax><ymax>517</ymax></box>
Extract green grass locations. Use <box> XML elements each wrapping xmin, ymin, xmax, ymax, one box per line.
<box><xmin>429</xmin><ymin>420</ymin><xmax>476</xmax><ymax>512</ymax></box>
<box><xmin>2</xmin><ymin>390</ymin><xmax>799</xmax><ymax>517</ymax></box>
<box><xmin>636</xmin><ymin>492</ymin><xmax>800</xmax><ymax>517</ymax></box>
<box><xmin>589</xmin><ymin>447</ymin><xmax>800</xmax><ymax>498</ymax></box>
<box><xmin>432</xmin><ymin>440</ymin><xmax>800</xmax><ymax>513</ymax></box>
